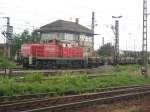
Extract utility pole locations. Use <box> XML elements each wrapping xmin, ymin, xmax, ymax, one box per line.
<box><xmin>91</xmin><ymin>11</ymin><xmax>95</xmax><ymax>55</ymax></box>
<box><xmin>6</xmin><ymin>17</ymin><xmax>11</xmax><ymax>58</ymax></box>
<box><xmin>102</xmin><ymin>37</ymin><xmax>104</xmax><ymax>46</ymax></box>
<box><xmin>112</xmin><ymin>16</ymin><xmax>122</xmax><ymax>65</ymax></box>
<box><xmin>141</xmin><ymin>0</ymin><xmax>148</xmax><ymax>77</ymax></box>
<box><xmin>115</xmin><ymin>20</ymin><xmax>119</xmax><ymax>65</ymax></box>
<box><xmin>1</xmin><ymin>17</ymin><xmax>13</xmax><ymax>58</ymax></box>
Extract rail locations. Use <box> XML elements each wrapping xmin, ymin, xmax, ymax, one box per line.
<box><xmin>0</xmin><ymin>85</ymin><xmax>144</xmax><ymax>104</ymax></box>
<box><xmin>0</xmin><ymin>85</ymin><xmax>150</xmax><ymax>112</ymax></box>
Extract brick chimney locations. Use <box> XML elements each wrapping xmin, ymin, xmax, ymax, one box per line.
<box><xmin>75</xmin><ymin>18</ymin><xmax>79</xmax><ymax>24</ymax></box>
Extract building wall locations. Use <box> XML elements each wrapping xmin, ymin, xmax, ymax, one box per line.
<box><xmin>41</xmin><ymin>32</ymin><xmax>64</xmax><ymax>42</ymax></box>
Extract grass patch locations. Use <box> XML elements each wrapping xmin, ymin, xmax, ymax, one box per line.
<box><xmin>24</xmin><ymin>72</ymin><xmax>44</xmax><ymax>82</ymax></box>
<box><xmin>0</xmin><ymin>65</ymin><xmax>150</xmax><ymax>96</ymax></box>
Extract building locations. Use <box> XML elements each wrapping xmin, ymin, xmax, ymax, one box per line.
<box><xmin>38</xmin><ymin>19</ymin><xmax>93</xmax><ymax>56</ymax></box>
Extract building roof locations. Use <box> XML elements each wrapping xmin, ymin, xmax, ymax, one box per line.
<box><xmin>38</xmin><ymin>20</ymin><xmax>92</xmax><ymax>35</ymax></box>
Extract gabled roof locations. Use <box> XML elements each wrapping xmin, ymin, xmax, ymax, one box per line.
<box><xmin>38</xmin><ymin>20</ymin><xmax>92</xmax><ymax>35</ymax></box>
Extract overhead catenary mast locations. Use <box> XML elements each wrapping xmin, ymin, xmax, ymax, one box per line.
<box><xmin>141</xmin><ymin>0</ymin><xmax>148</xmax><ymax>77</ymax></box>
<box><xmin>6</xmin><ymin>17</ymin><xmax>11</xmax><ymax>58</ymax></box>
<box><xmin>91</xmin><ymin>11</ymin><xmax>95</xmax><ymax>55</ymax></box>
<box><xmin>1</xmin><ymin>17</ymin><xmax>13</xmax><ymax>58</ymax></box>
<box><xmin>102</xmin><ymin>37</ymin><xmax>104</xmax><ymax>46</ymax></box>
<box><xmin>112</xmin><ymin>16</ymin><xmax>122</xmax><ymax>65</ymax></box>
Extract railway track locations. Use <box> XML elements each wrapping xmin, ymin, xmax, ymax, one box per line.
<box><xmin>0</xmin><ymin>68</ymin><xmax>90</xmax><ymax>76</ymax></box>
<box><xmin>27</xmin><ymin>90</ymin><xmax>150</xmax><ymax>112</ymax></box>
<box><xmin>0</xmin><ymin>66</ymin><xmax>115</xmax><ymax>78</ymax></box>
<box><xmin>0</xmin><ymin>85</ymin><xmax>143</xmax><ymax>104</ymax></box>
<box><xmin>0</xmin><ymin>85</ymin><xmax>150</xmax><ymax>112</ymax></box>
<box><xmin>0</xmin><ymin>65</ymin><xmax>114</xmax><ymax>77</ymax></box>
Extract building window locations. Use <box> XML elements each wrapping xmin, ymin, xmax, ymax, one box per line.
<box><xmin>73</xmin><ymin>34</ymin><xmax>79</xmax><ymax>41</ymax></box>
<box><xmin>65</xmin><ymin>33</ymin><xmax>74</xmax><ymax>40</ymax></box>
<box><xmin>87</xmin><ymin>48</ymin><xmax>90</xmax><ymax>52</ymax></box>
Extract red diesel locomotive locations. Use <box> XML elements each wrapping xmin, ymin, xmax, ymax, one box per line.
<box><xmin>21</xmin><ymin>39</ymin><xmax>104</xmax><ymax>69</ymax></box>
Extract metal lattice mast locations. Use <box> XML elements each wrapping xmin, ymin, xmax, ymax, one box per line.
<box><xmin>91</xmin><ymin>11</ymin><xmax>95</xmax><ymax>55</ymax></box>
<box><xmin>142</xmin><ymin>0</ymin><xmax>148</xmax><ymax>76</ymax></box>
<box><xmin>112</xmin><ymin>16</ymin><xmax>122</xmax><ymax>65</ymax></box>
<box><xmin>115</xmin><ymin>20</ymin><xmax>119</xmax><ymax>65</ymax></box>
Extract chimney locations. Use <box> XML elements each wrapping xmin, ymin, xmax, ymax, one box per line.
<box><xmin>75</xmin><ymin>18</ymin><xmax>79</xmax><ymax>24</ymax></box>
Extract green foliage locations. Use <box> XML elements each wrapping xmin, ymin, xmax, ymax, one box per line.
<box><xmin>24</xmin><ymin>72</ymin><xmax>44</xmax><ymax>82</ymax></box>
<box><xmin>97</xmin><ymin>43</ymin><xmax>114</xmax><ymax>57</ymax></box>
<box><xmin>12</xmin><ymin>30</ymin><xmax>40</xmax><ymax>57</ymax></box>
<box><xmin>1</xmin><ymin>65</ymin><xmax>150</xmax><ymax>96</ymax></box>
<box><xmin>0</xmin><ymin>77</ymin><xmax>15</xmax><ymax>96</ymax></box>
<box><xmin>0</xmin><ymin>49</ymin><xmax>4</xmax><ymax>57</ymax></box>
<box><xmin>0</xmin><ymin>57</ymin><xmax>16</xmax><ymax>68</ymax></box>
<box><xmin>0</xmin><ymin>49</ymin><xmax>16</xmax><ymax>68</ymax></box>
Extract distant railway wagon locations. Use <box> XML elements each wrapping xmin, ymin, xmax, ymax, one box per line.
<box><xmin>106</xmin><ymin>57</ymin><xmax>145</xmax><ymax>65</ymax></box>
<box><xmin>21</xmin><ymin>39</ymin><xmax>104</xmax><ymax>69</ymax></box>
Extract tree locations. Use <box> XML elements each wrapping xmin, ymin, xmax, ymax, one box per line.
<box><xmin>0</xmin><ymin>48</ymin><xmax>16</xmax><ymax>76</ymax></box>
<box><xmin>97</xmin><ymin>43</ymin><xmax>114</xmax><ymax>57</ymax></box>
<box><xmin>11</xmin><ymin>30</ymin><xmax>40</xmax><ymax>57</ymax></box>
<box><xmin>31</xmin><ymin>31</ymin><xmax>41</xmax><ymax>43</ymax></box>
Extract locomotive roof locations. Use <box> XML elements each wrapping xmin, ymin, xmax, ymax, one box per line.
<box><xmin>38</xmin><ymin>20</ymin><xmax>93</xmax><ymax>35</ymax></box>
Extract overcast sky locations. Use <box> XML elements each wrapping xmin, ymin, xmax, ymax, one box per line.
<box><xmin>0</xmin><ymin>0</ymin><xmax>150</xmax><ymax>51</ymax></box>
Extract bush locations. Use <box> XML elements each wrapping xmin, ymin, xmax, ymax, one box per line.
<box><xmin>1</xmin><ymin>65</ymin><xmax>150</xmax><ymax>96</ymax></box>
<box><xmin>0</xmin><ymin>49</ymin><xmax>16</xmax><ymax>69</ymax></box>
<box><xmin>24</xmin><ymin>72</ymin><xmax>44</xmax><ymax>82</ymax></box>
